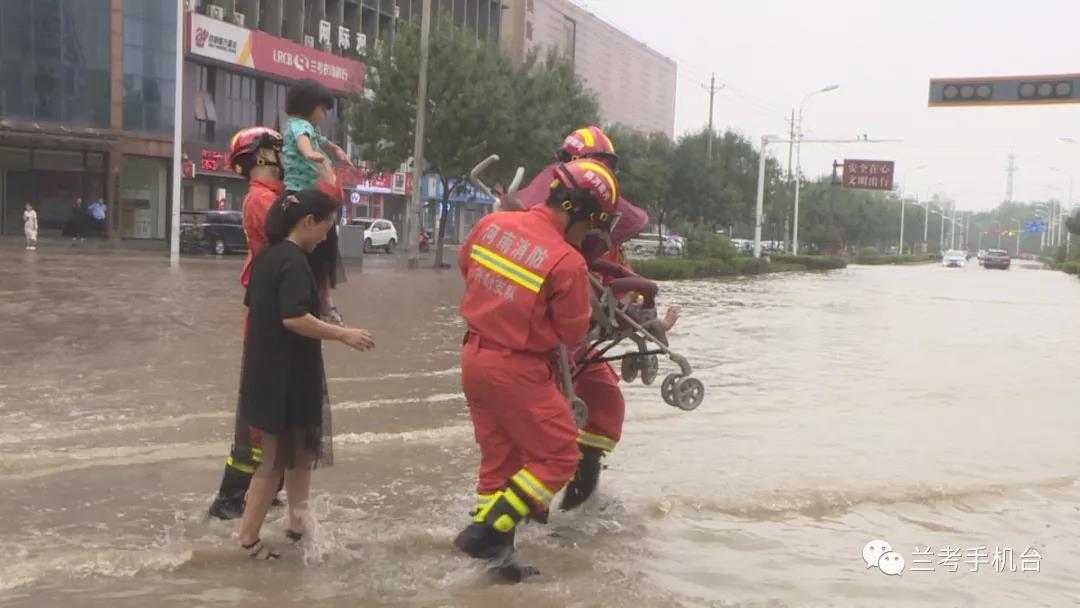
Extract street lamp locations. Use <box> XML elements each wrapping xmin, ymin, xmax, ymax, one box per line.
<box><xmin>1050</xmin><ymin>167</ymin><xmax>1072</xmax><ymax>247</ymax></box>
<box><xmin>920</xmin><ymin>181</ymin><xmax>945</xmax><ymax>248</ymax></box>
<box><xmin>899</xmin><ymin>165</ymin><xmax>928</xmax><ymax>254</ymax></box>
<box><xmin>792</xmin><ymin>83</ymin><xmax>840</xmax><ymax>254</ymax></box>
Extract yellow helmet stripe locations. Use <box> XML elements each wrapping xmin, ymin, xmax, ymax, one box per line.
<box><xmin>575</xmin><ymin>160</ymin><xmax>618</xmax><ymax>204</ymax></box>
<box><xmin>577</xmin><ymin>128</ymin><xmax>596</xmax><ymax>147</ymax></box>
<box><xmin>601</xmin><ymin>131</ymin><xmax>615</xmax><ymax>152</ymax></box>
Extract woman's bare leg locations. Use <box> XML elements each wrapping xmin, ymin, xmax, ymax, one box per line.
<box><xmin>284</xmin><ymin>454</ymin><xmax>314</xmax><ymax>534</ymax></box>
<box><xmin>239</xmin><ymin>475</ymin><xmax>280</xmax><ymax>545</ymax></box>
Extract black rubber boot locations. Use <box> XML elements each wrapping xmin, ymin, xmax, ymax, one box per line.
<box><xmin>559</xmin><ymin>446</ymin><xmax>605</xmax><ymax>511</ymax></box>
<box><xmin>208</xmin><ymin>465</ymin><xmax>252</xmax><ymax>520</ymax></box>
<box><xmin>455</xmin><ymin>488</ymin><xmax>540</xmax><ymax>583</ymax></box>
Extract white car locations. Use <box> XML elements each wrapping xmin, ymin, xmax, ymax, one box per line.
<box><xmin>942</xmin><ymin>250</ymin><xmax>966</xmax><ymax>268</ymax></box>
<box><xmin>627</xmin><ymin>233</ymin><xmax>683</xmax><ymax>256</ymax></box>
<box><xmin>350</xmin><ymin>218</ymin><xmax>398</xmax><ymax>253</ymax></box>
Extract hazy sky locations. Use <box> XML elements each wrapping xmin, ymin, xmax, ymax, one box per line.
<box><xmin>574</xmin><ymin>0</ymin><xmax>1080</xmax><ymax>211</ymax></box>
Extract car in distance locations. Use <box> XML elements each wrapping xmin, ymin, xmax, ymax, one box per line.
<box><xmin>982</xmin><ymin>249</ymin><xmax>1011</xmax><ymax>270</ymax></box>
<box><xmin>350</xmin><ymin>218</ymin><xmax>399</xmax><ymax>253</ymax></box>
<box><xmin>942</xmin><ymin>250</ymin><xmax>967</xmax><ymax>268</ymax></box>
<box><xmin>180</xmin><ymin>210</ymin><xmax>247</xmax><ymax>255</ymax></box>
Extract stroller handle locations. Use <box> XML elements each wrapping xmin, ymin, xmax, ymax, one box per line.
<box><xmin>608</xmin><ymin>277</ymin><xmax>658</xmax><ymax>308</ymax></box>
<box><xmin>468</xmin><ymin>154</ymin><xmax>500</xmax><ymax>199</ymax></box>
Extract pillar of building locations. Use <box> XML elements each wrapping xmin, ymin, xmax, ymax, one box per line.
<box><xmin>285</xmin><ymin>0</ymin><xmax>305</xmax><ymax>42</ymax></box>
<box><xmin>263</xmin><ymin>0</ymin><xmax>284</xmax><ymax>35</ymax></box>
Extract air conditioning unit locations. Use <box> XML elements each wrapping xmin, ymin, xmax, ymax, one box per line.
<box><xmin>232</xmin><ymin>11</ymin><xmax>245</xmax><ymax>27</ymax></box>
<box><xmin>394</xmin><ymin>5</ymin><xmax>400</xmax><ymax>19</ymax></box>
<box><xmin>303</xmin><ymin>35</ymin><xmax>315</xmax><ymax>48</ymax></box>
<box><xmin>208</xmin><ymin>4</ymin><xmax>225</xmax><ymax>20</ymax></box>
<box><xmin>183</xmin><ymin>0</ymin><xmax>194</xmax><ymax>12</ymax></box>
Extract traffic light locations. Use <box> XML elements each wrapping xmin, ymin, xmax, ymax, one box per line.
<box><xmin>929</xmin><ymin>74</ymin><xmax>1080</xmax><ymax>107</ymax></box>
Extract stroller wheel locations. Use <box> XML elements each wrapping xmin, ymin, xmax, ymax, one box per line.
<box><xmin>570</xmin><ymin>397</ymin><xmax>589</xmax><ymax>428</ymax></box>
<box><xmin>661</xmin><ymin>374</ymin><xmax>683</xmax><ymax>406</ymax></box>
<box><xmin>673</xmin><ymin>377</ymin><xmax>705</xmax><ymax>411</ymax></box>
<box><xmin>640</xmin><ymin>355</ymin><xmax>660</xmax><ymax>385</ymax></box>
<box><xmin>620</xmin><ymin>357</ymin><xmax>640</xmax><ymax>383</ymax></box>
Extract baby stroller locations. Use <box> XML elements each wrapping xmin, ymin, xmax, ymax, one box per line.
<box><xmin>468</xmin><ymin>156</ymin><xmax>706</xmax><ymax>425</ymax></box>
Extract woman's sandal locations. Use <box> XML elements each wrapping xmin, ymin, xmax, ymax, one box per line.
<box><xmin>241</xmin><ymin>538</ymin><xmax>280</xmax><ymax>560</ymax></box>
<box><xmin>286</xmin><ymin>529</ymin><xmax>303</xmax><ymax>543</ymax></box>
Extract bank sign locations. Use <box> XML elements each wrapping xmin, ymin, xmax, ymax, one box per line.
<box><xmin>186</xmin><ymin>12</ymin><xmax>364</xmax><ymax>93</ymax></box>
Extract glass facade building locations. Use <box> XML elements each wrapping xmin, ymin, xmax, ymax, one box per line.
<box><xmin>0</xmin><ymin>0</ymin><xmax>112</xmax><ymax>127</ymax></box>
<box><xmin>122</xmin><ymin>0</ymin><xmax>178</xmax><ymax>133</ymax></box>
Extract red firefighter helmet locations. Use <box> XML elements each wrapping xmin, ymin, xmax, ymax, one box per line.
<box><xmin>552</xmin><ymin>159</ymin><xmax>621</xmax><ymax>230</ymax></box>
<box><xmin>557</xmin><ymin>125</ymin><xmax>618</xmax><ymax>170</ymax></box>
<box><xmin>228</xmin><ymin>126</ymin><xmax>283</xmax><ymax>176</ymax></box>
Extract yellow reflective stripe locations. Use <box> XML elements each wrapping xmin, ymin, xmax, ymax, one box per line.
<box><xmin>502</xmin><ymin>488</ymin><xmax>531</xmax><ymax>517</ymax></box>
<box><xmin>475</xmin><ymin>493</ymin><xmax>497</xmax><ymax>511</ymax></box>
<box><xmin>226</xmin><ymin>456</ymin><xmax>256</xmax><ymax>475</ymax></box>
<box><xmin>470</xmin><ymin>244</ymin><xmax>544</xmax><ymax>293</ymax></box>
<box><xmin>578</xmin><ymin>430</ymin><xmax>617</xmax><ymax>452</ymax></box>
<box><xmin>512</xmin><ymin>469</ymin><xmax>554</xmax><ymax>507</ymax></box>
<box><xmin>577</xmin><ymin>128</ymin><xmax>595</xmax><ymax>147</ymax></box>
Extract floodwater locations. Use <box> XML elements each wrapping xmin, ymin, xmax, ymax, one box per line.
<box><xmin>0</xmin><ymin>246</ymin><xmax>1078</xmax><ymax>607</ymax></box>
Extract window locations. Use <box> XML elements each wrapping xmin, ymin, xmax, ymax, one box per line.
<box><xmin>0</xmin><ymin>0</ymin><xmax>111</xmax><ymax>127</ymax></box>
<box><xmin>219</xmin><ymin>72</ymin><xmax>257</xmax><ymax>138</ymax></box>
<box><xmin>123</xmin><ymin>0</ymin><xmax>176</xmax><ymax>133</ymax></box>
<box><xmin>193</xmin><ymin>65</ymin><xmax>217</xmax><ymax>141</ymax></box>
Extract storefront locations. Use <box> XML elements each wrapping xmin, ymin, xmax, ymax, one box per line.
<box><xmin>421</xmin><ymin>176</ymin><xmax>496</xmax><ymax>244</ymax></box>
<box><xmin>0</xmin><ymin>146</ymin><xmax>107</xmax><ymax>236</ymax></box>
<box><xmin>339</xmin><ymin>164</ymin><xmax>411</xmax><ymax>225</ymax></box>
<box><xmin>181</xmin><ymin>143</ymin><xmax>247</xmax><ymax>211</ymax></box>
<box><xmin>119</xmin><ymin>156</ymin><xmax>171</xmax><ymax>240</ymax></box>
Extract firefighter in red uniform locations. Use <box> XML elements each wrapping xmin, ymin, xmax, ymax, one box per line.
<box><xmin>510</xmin><ymin>126</ymin><xmax>679</xmax><ymax>510</ymax></box>
<box><xmin>208</xmin><ymin>126</ymin><xmax>344</xmax><ymax>520</ymax></box>
<box><xmin>454</xmin><ymin>158</ymin><xmax>621</xmax><ymax>581</ymax></box>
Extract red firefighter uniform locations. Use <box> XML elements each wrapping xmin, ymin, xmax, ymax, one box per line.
<box><xmin>571</xmin><ymin>245</ymin><xmax>631</xmax><ymax>453</ymax></box>
<box><xmin>458</xmin><ymin>204</ymin><xmax>592</xmax><ymax>515</ymax></box>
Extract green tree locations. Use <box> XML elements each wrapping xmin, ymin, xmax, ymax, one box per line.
<box><xmin>604</xmin><ymin>125</ymin><xmax>674</xmax><ymax>248</ymax></box>
<box><xmin>348</xmin><ymin>19</ymin><xmax>598</xmax><ymax>267</ymax></box>
<box><xmin>351</xmin><ymin>17</ymin><xmax>514</xmax><ymax>266</ymax></box>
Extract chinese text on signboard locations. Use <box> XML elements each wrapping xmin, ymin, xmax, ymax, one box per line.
<box><xmin>843</xmin><ymin>159</ymin><xmax>895</xmax><ymax>191</ymax></box>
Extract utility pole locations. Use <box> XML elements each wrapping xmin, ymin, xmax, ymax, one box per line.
<box><xmin>1005</xmin><ymin>151</ymin><xmax>1018</xmax><ymax>203</ymax></box>
<box><xmin>702</xmin><ymin>74</ymin><xmax>723</xmax><ymax>160</ymax></box>
<box><xmin>407</xmin><ymin>0</ymin><xmax>431</xmax><ymax>270</ymax></box>
<box><xmin>169</xmin><ymin>0</ymin><xmax>184</xmax><ymax>265</ymax></box>
<box><xmin>785</xmin><ymin>110</ymin><xmax>795</xmax><ymax>245</ymax></box>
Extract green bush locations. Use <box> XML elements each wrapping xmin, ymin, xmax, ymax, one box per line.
<box><xmin>685</xmin><ymin>233</ymin><xmax>737</xmax><ymax>261</ymax></box>
<box><xmin>858</xmin><ymin>246</ymin><xmax>881</xmax><ymax>259</ymax></box>
<box><xmin>853</xmin><ymin>252</ymin><xmax>938</xmax><ymax>265</ymax></box>
<box><xmin>771</xmin><ymin>254</ymin><xmax>848</xmax><ymax>270</ymax></box>
<box><xmin>1062</xmin><ymin>261</ymin><xmax>1080</xmax><ymax>276</ymax></box>
<box><xmin>632</xmin><ymin>253</ymin><xmax>839</xmax><ymax>280</ymax></box>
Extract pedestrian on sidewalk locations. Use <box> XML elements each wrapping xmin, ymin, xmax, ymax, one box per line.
<box><xmin>237</xmin><ymin>189</ymin><xmax>374</xmax><ymax>560</ymax></box>
<box><xmin>88</xmin><ymin>198</ymin><xmax>107</xmax><ymax>237</ymax></box>
<box><xmin>64</xmin><ymin>197</ymin><xmax>86</xmax><ymax>242</ymax></box>
<box><xmin>23</xmin><ymin>203</ymin><xmax>38</xmax><ymax>250</ymax></box>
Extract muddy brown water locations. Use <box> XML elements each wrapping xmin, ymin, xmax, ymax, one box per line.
<box><xmin>1</xmin><ymin>247</ymin><xmax>1077</xmax><ymax>607</ymax></box>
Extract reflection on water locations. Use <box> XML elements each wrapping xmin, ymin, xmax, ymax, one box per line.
<box><xmin>1</xmin><ymin>249</ymin><xmax>1078</xmax><ymax>607</ymax></box>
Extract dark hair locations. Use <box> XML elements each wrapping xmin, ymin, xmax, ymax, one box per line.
<box><xmin>265</xmin><ymin>189</ymin><xmax>340</xmax><ymax>243</ymax></box>
<box><xmin>285</xmin><ymin>79</ymin><xmax>335</xmax><ymax>117</ymax></box>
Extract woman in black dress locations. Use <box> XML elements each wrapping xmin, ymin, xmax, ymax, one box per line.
<box><xmin>238</xmin><ymin>189</ymin><xmax>374</xmax><ymax>560</ymax></box>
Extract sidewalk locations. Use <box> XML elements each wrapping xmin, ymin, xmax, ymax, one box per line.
<box><xmin>0</xmin><ymin>235</ymin><xmax>169</xmax><ymax>256</ymax></box>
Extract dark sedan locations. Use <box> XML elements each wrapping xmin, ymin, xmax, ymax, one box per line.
<box><xmin>983</xmin><ymin>249</ymin><xmax>1011</xmax><ymax>270</ymax></box>
<box><xmin>180</xmin><ymin>210</ymin><xmax>247</xmax><ymax>255</ymax></box>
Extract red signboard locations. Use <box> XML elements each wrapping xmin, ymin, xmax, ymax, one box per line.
<box><xmin>251</xmin><ymin>31</ymin><xmax>363</xmax><ymax>93</ymax></box>
<box><xmin>187</xmin><ymin>12</ymin><xmax>364</xmax><ymax>93</ymax></box>
<box><xmin>200</xmin><ymin>148</ymin><xmax>230</xmax><ymax>174</ymax></box>
<box><xmin>842</xmin><ymin>159</ymin><xmax>895</xmax><ymax>191</ymax></box>
<box><xmin>337</xmin><ymin>164</ymin><xmax>413</xmax><ymax>195</ymax></box>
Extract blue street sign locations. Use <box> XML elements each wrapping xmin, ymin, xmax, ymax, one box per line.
<box><xmin>1023</xmin><ymin>220</ymin><xmax>1046</xmax><ymax>233</ymax></box>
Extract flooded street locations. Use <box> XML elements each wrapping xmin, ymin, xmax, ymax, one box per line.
<box><xmin>1</xmin><ymin>248</ymin><xmax>1078</xmax><ymax>607</ymax></box>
